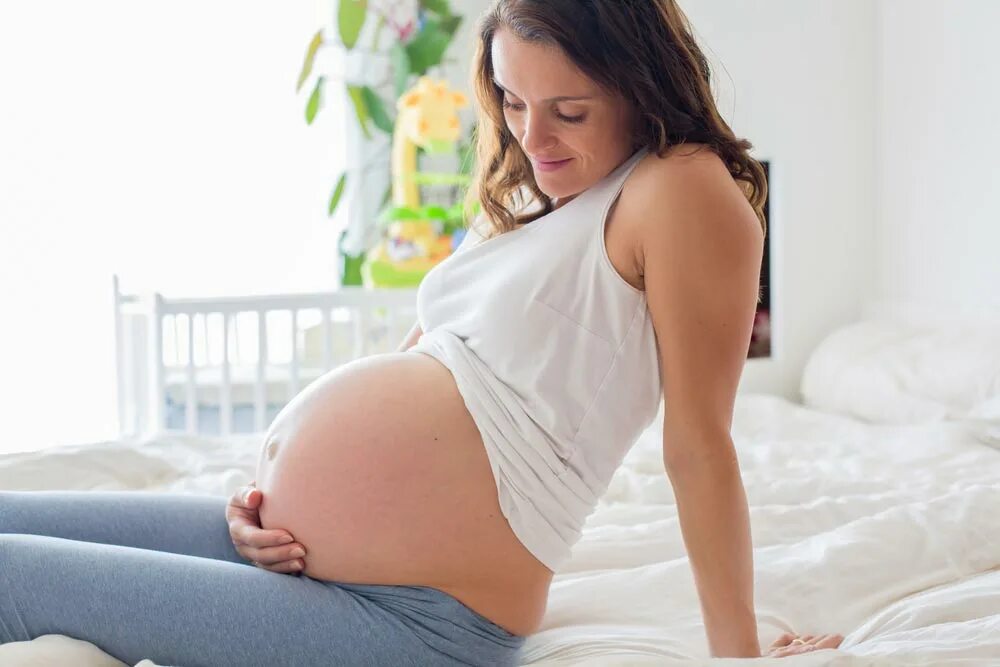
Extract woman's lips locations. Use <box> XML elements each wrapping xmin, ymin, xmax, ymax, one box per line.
<box><xmin>533</xmin><ymin>157</ymin><xmax>573</xmax><ymax>172</ymax></box>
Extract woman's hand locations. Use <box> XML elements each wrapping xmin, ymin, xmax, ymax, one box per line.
<box><xmin>765</xmin><ymin>633</ymin><xmax>844</xmax><ymax>657</ymax></box>
<box><xmin>226</xmin><ymin>481</ymin><xmax>307</xmax><ymax>574</ymax></box>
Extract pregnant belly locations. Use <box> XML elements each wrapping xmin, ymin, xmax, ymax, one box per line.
<box><xmin>253</xmin><ymin>350</ymin><xmax>552</xmax><ymax>637</ymax></box>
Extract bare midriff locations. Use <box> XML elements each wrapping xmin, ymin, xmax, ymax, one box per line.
<box><xmin>254</xmin><ymin>351</ymin><xmax>553</xmax><ymax>638</ymax></box>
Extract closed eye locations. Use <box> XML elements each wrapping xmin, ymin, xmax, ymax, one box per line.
<box><xmin>501</xmin><ymin>99</ymin><xmax>586</xmax><ymax>124</ymax></box>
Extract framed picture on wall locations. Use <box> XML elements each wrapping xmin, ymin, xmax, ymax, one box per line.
<box><xmin>748</xmin><ymin>159</ymin><xmax>771</xmax><ymax>359</ymax></box>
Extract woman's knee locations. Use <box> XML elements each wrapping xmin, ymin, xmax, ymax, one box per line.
<box><xmin>0</xmin><ymin>534</ymin><xmax>47</xmax><ymax>642</ymax></box>
<box><xmin>0</xmin><ymin>491</ymin><xmax>26</xmax><ymax>534</ymax></box>
<box><xmin>0</xmin><ymin>491</ymin><xmax>73</xmax><ymax>537</ymax></box>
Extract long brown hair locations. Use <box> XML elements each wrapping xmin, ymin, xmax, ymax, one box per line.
<box><xmin>465</xmin><ymin>0</ymin><xmax>768</xmax><ymax>240</ymax></box>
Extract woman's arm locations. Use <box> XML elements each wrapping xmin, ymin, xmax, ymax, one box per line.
<box><xmin>633</xmin><ymin>152</ymin><xmax>765</xmax><ymax>657</ymax></box>
<box><xmin>664</xmin><ymin>438</ymin><xmax>758</xmax><ymax>656</ymax></box>
<box><xmin>396</xmin><ymin>319</ymin><xmax>423</xmax><ymax>352</ymax></box>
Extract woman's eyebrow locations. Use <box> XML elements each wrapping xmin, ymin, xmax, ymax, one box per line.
<box><xmin>492</xmin><ymin>77</ymin><xmax>594</xmax><ymax>102</ymax></box>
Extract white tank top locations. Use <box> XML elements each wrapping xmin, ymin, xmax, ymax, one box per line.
<box><xmin>410</xmin><ymin>146</ymin><xmax>662</xmax><ymax>572</ymax></box>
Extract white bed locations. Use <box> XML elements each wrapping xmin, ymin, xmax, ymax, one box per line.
<box><xmin>2</xmin><ymin>317</ymin><xmax>999</xmax><ymax>666</ymax></box>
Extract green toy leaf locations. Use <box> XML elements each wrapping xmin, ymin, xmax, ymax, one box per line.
<box><xmin>328</xmin><ymin>172</ymin><xmax>348</xmax><ymax>217</ymax></box>
<box><xmin>306</xmin><ymin>76</ymin><xmax>324</xmax><ymax>124</ymax></box>
<box><xmin>405</xmin><ymin>17</ymin><xmax>451</xmax><ymax>75</ymax></box>
<box><xmin>419</xmin><ymin>0</ymin><xmax>452</xmax><ymax>15</ymax></box>
<box><xmin>420</xmin><ymin>205</ymin><xmax>449</xmax><ymax>220</ymax></box>
<box><xmin>338</xmin><ymin>0</ymin><xmax>368</xmax><ymax>50</ymax></box>
<box><xmin>361</xmin><ymin>86</ymin><xmax>394</xmax><ymax>134</ymax></box>
<box><xmin>379</xmin><ymin>206</ymin><xmax>421</xmax><ymax>225</ymax></box>
<box><xmin>457</xmin><ymin>140</ymin><xmax>475</xmax><ymax>176</ymax></box>
<box><xmin>438</xmin><ymin>14</ymin><xmax>462</xmax><ymax>37</ymax></box>
<box><xmin>296</xmin><ymin>29</ymin><xmax>324</xmax><ymax>92</ymax></box>
<box><xmin>390</xmin><ymin>43</ymin><xmax>410</xmax><ymax>99</ymax></box>
<box><xmin>372</xmin><ymin>12</ymin><xmax>385</xmax><ymax>51</ymax></box>
<box><xmin>346</xmin><ymin>84</ymin><xmax>373</xmax><ymax>139</ymax></box>
<box><xmin>447</xmin><ymin>201</ymin><xmax>465</xmax><ymax>221</ymax></box>
<box><xmin>394</xmin><ymin>206</ymin><xmax>421</xmax><ymax>220</ymax></box>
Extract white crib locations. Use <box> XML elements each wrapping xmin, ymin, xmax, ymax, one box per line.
<box><xmin>112</xmin><ymin>274</ymin><xmax>420</xmax><ymax>440</ymax></box>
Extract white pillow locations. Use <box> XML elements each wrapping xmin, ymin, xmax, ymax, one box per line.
<box><xmin>800</xmin><ymin>319</ymin><xmax>1000</xmax><ymax>424</ymax></box>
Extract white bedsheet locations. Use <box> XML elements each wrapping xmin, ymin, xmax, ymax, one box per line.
<box><xmin>1</xmin><ymin>393</ymin><xmax>998</xmax><ymax>666</ymax></box>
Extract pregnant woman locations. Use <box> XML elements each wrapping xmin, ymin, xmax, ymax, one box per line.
<box><xmin>1</xmin><ymin>1</ymin><xmax>842</xmax><ymax>665</ymax></box>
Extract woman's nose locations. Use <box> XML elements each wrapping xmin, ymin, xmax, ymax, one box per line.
<box><xmin>521</xmin><ymin>110</ymin><xmax>556</xmax><ymax>154</ymax></box>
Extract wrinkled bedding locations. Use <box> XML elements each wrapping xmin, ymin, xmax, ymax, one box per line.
<box><xmin>1</xmin><ymin>393</ymin><xmax>998</xmax><ymax>666</ymax></box>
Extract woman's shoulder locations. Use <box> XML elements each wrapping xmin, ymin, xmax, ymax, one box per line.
<box><xmin>633</xmin><ymin>142</ymin><xmax>724</xmax><ymax>181</ymax></box>
<box><xmin>617</xmin><ymin>143</ymin><xmax>751</xmax><ymax>255</ymax></box>
<box><xmin>625</xmin><ymin>143</ymin><xmax>736</xmax><ymax>210</ymax></box>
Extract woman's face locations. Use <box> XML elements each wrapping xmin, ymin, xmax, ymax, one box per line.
<box><xmin>491</xmin><ymin>28</ymin><xmax>637</xmax><ymax>207</ymax></box>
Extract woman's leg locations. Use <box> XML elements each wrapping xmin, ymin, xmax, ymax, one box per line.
<box><xmin>0</xmin><ymin>533</ymin><xmax>526</xmax><ymax>667</ymax></box>
<box><xmin>0</xmin><ymin>490</ymin><xmax>245</xmax><ymax>563</ymax></box>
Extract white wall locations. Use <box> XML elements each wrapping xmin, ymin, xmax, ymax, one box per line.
<box><xmin>680</xmin><ymin>0</ymin><xmax>879</xmax><ymax>400</ymax></box>
<box><xmin>0</xmin><ymin>1</ymin><xmax>346</xmax><ymax>454</ymax></box>
<box><xmin>872</xmin><ymin>0</ymin><xmax>1000</xmax><ymax>319</ymax></box>
<box><xmin>690</xmin><ymin>0</ymin><xmax>1000</xmax><ymax>394</ymax></box>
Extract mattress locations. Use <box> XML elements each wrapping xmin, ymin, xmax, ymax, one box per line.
<box><xmin>1</xmin><ymin>393</ymin><xmax>998</xmax><ymax>666</ymax></box>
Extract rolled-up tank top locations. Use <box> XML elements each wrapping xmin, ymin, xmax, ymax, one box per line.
<box><xmin>410</xmin><ymin>146</ymin><xmax>663</xmax><ymax>572</ymax></box>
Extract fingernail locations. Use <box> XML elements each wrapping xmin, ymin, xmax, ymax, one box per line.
<box><xmin>281</xmin><ymin>535</ymin><xmax>294</xmax><ymax>544</ymax></box>
<box><xmin>291</xmin><ymin>548</ymin><xmax>305</xmax><ymax>558</ymax></box>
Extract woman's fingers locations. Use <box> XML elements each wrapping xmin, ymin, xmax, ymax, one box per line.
<box><xmin>231</xmin><ymin>522</ymin><xmax>298</xmax><ymax>560</ymax></box>
<box><xmin>231</xmin><ymin>518</ymin><xmax>294</xmax><ymax>548</ymax></box>
<box><xmin>228</xmin><ymin>482</ymin><xmax>261</xmax><ymax>507</ymax></box>
<box><xmin>242</xmin><ymin>541</ymin><xmax>307</xmax><ymax>565</ymax></box>
<box><xmin>767</xmin><ymin>633</ymin><xmax>844</xmax><ymax>657</ymax></box>
<box><xmin>230</xmin><ymin>485</ymin><xmax>259</xmax><ymax>508</ymax></box>
<box><xmin>232</xmin><ymin>525</ymin><xmax>307</xmax><ymax>567</ymax></box>
<box><xmin>817</xmin><ymin>634</ymin><xmax>844</xmax><ymax>648</ymax></box>
<box><xmin>253</xmin><ymin>558</ymin><xmax>305</xmax><ymax>574</ymax></box>
<box><xmin>769</xmin><ymin>633</ymin><xmax>796</xmax><ymax>648</ymax></box>
<box><xmin>226</xmin><ymin>481</ymin><xmax>305</xmax><ymax>572</ymax></box>
<box><xmin>226</xmin><ymin>486</ymin><xmax>294</xmax><ymax>548</ymax></box>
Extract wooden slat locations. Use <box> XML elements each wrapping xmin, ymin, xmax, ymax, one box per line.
<box><xmin>255</xmin><ymin>310</ymin><xmax>267</xmax><ymax>432</ymax></box>
<box><xmin>353</xmin><ymin>305</ymin><xmax>365</xmax><ymax>358</ymax></box>
<box><xmin>150</xmin><ymin>293</ymin><xmax>166</xmax><ymax>433</ymax></box>
<box><xmin>322</xmin><ymin>308</ymin><xmax>333</xmax><ymax>370</ymax></box>
<box><xmin>289</xmin><ymin>309</ymin><xmax>300</xmax><ymax>397</ymax></box>
<box><xmin>386</xmin><ymin>306</ymin><xmax>397</xmax><ymax>354</ymax></box>
<box><xmin>186</xmin><ymin>313</ymin><xmax>198</xmax><ymax>433</ymax></box>
<box><xmin>157</xmin><ymin>286</ymin><xmax>418</xmax><ymax>314</ymax></box>
<box><xmin>220</xmin><ymin>312</ymin><xmax>232</xmax><ymax>436</ymax></box>
<box><xmin>113</xmin><ymin>274</ymin><xmax>127</xmax><ymax>435</ymax></box>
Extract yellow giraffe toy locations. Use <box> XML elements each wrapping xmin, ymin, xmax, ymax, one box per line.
<box><xmin>392</xmin><ymin>76</ymin><xmax>469</xmax><ymax>209</ymax></box>
<box><xmin>362</xmin><ymin>77</ymin><xmax>469</xmax><ymax>288</ymax></box>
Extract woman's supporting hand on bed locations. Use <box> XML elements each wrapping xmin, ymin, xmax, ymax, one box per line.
<box><xmin>765</xmin><ymin>633</ymin><xmax>844</xmax><ymax>657</ymax></box>
<box><xmin>226</xmin><ymin>481</ymin><xmax>308</xmax><ymax>574</ymax></box>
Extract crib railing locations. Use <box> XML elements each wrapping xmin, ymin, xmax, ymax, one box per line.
<box><xmin>113</xmin><ymin>274</ymin><xmax>419</xmax><ymax>439</ymax></box>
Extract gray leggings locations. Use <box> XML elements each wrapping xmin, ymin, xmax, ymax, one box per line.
<box><xmin>0</xmin><ymin>490</ymin><xmax>527</xmax><ymax>667</ymax></box>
